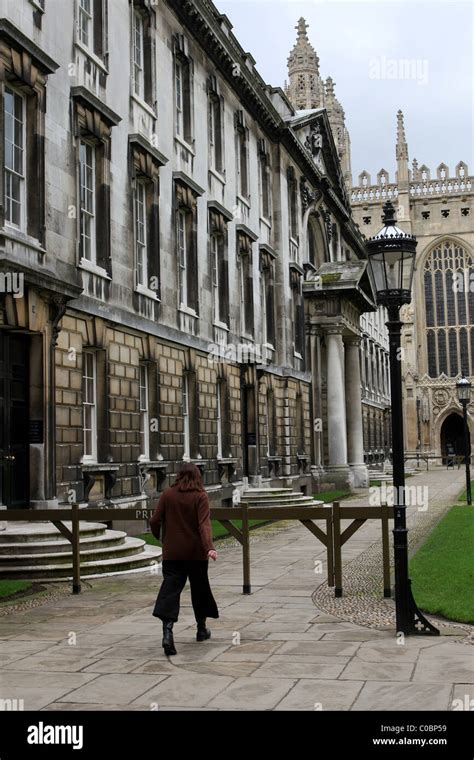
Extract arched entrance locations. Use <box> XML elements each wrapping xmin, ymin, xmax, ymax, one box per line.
<box><xmin>440</xmin><ymin>412</ymin><xmax>466</xmax><ymax>462</ymax></box>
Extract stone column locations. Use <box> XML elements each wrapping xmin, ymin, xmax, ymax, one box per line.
<box><xmin>344</xmin><ymin>336</ymin><xmax>369</xmax><ymax>487</ymax></box>
<box><xmin>325</xmin><ymin>327</ymin><xmax>353</xmax><ymax>489</ymax></box>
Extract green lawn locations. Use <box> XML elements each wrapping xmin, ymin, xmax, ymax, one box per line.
<box><xmin>314</xmin><ymin>490</ymin><xmax>352</xmax><ymax>503</ymax></box>
<box><xmin>458</xmin><ymin>479</ymin><xmax>474</xmax><ymax>503</ymax></box>
<box><xmin>409</xmin><ymin>505</ymin><xmax>474</xmax><ymax>624</ymax></box>
<box><xmin>0</xmin><ymin>580</ymin><xmax>33</xmax><ymax>600</ymax></box>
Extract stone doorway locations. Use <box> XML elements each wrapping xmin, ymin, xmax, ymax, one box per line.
<box><xmin>0</xmin><ymin>332</ymin><xmax>30</xmax><ymax>507</ymax></box>
<box><xmin>440</xmin><ymin>411</ymin><xmax>466</xmax><ymax>463</ymax></box>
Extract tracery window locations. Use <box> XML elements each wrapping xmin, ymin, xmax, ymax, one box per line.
<box><xmin>424</xmin><ymin>240</ymin><xmax>474</xmax><ymax>376</ymax></box>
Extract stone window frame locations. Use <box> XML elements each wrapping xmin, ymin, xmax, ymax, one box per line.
<box><xmin>235</xmin><ymin>110</ymin><xmax>249</xmax><ymax>201</ymax></box>
<box><xmin>182</xmin><ymin>351</ymin><xmax>199</xmax><ymax>461</ymax></box>
<box><xmin>208</xmin><ymin>201</ymin><xmax>232</xmax><ymax>330</ymax></box>
<box><xmin>71</xmin><ymin>87</ymin><xmax>121</xmax><ymax>279</ymax></box>
<box><xmin>130</xmin><ymin>0</ymin><xmax>157</xmax><ymax>112</ymax></box>
<box><xmin>173</xmin><ymin>33</ymin><xmax>194</xmax><ymax>148</ymax></box>
<box><xmin>129</xmin><ymin>135</ymin><xmax>165</xmax><ymax>301</ymax></box>
<box><xmin>207</xmin><ymin>75</ymin><xmax>225</xmax><ymax>176</ymax></box>
<box><xmin>290</xmin><ymin>263</ymin><xmax>305</xmax><ymax>360</ymax></box>
<box><xmin>259</xmin><ymin>244</ymin><xmax>277</xmax><ymax>349</ymax></box>
<box><xmin>295</xmin><ymin>383</ymin><xmax>305</xmax><ymax>456</ymax></box>
<box><xmin>287</xmin><ymin>165</ymin><xmax>299</xmax><ymax>242</ymax></box>
<box><xmin>29</xmin><ymin>0</ymin><xmax>45</xmax><ymax>30</ymax></box>
<box><xmin>258</xmin><ymin>137</ymin><xmax>272</xmax><ymax>224</ymax></box>
<box><xmin>75</xmin><ymin>0</ymin><xmax>109</xmax><ymax>69</ymax></box>
<box><xmin>174</xmin><ymin>177</ymin><xmax>200</xmax><ymax>316</ymax></box>
<box><xmin>82</xmin><ymin>349</ymin><xmax>98</xmax><ymax>463</ymax></box>
<box><xmin>265</xmin><ymin>382</ymin><xmax>277</xmax><ymax>458</ymax></box>
<box><xmin>0</xmin><ymin>20</ymin><xmax>59</xmax><ymax>245</ymax></box>
<box><xmin>138</xmin><ymin>361</ymin><xmax>150</xmax><ymax>462</ymax></box>
<box><xmin>3</xmin><ymin>85</ymin><xmax>27</xmax><ymax>231</ymax></box>
<box><xmin>215</xmin><ymin>362</ymin><xmax>232</xmax><ymax>461</ymax></box>
<box><xmin>237</xmin><ymin>230</ymin><xmax>255</xmax><ymax>340</ymax></box>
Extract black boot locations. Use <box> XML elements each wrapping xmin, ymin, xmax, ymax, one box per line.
<box><xmin>162</xmin><ymin>619</ymin><xmax>177</xmax><ymax>656</ymax></box>
<box><xmin>196</xmin><ymin>619</ymin><xmax>211</xmax><ymax>642</ymax></box>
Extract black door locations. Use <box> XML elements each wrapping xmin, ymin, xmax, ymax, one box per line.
<box><xmin>0</xmin><ymin>333</ymin><xmax>29</xmax><ymax>507</ymax></box>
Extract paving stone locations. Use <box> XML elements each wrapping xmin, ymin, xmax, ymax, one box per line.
<box><xmin>274</xmin><ymin>640</ymin><xmax>360</xmax><ymax>657</ymax></box>
<box><xmin>450</xmin><ymin>685</ymin><xmax>474</xmax><ymax>710</ymax></box>
<box><xmin>339</xmin><ymin>660</ymin><xmax>415</xmax><ymax>681</ymax></box>
<box><xmin>412</xmin><ymin>654</ymin><xmax>474</xmax><ymax>683</ymax></box>
<box><xmin>352</xmin><ymin>682</ymin><xmax>452</xmax><ymax>711</ymax></box>
<box><xmin>57</xmin><ymin>674</ymin><xmax>166</xmax><ymax>705</ymax></box>
<box><xmin>355</xmin><ymin>643</ymin><xmax>420</xmax><ymax>662</ymax></box>
<box><xmin>275</xmin><ymin>679</ymin><xmax>364</xmax><ymax>710</ymax></box>
<box><xmin>251</xmin><ymin>659</ymin><xmax>347</xmax><ymax>679</ymax></box>
<box><xmin>82</xmin><ymin>657</ymin><xmax>152</xmax><ymax>673</ymax></box>
<box><xmin>130</xmin><ymin>672</ymin><xmax>233</xmax><ymax>708</ymax></box>
<box><xmin>207</xmin><ymin>677</ymin><xmax>297</xmax><ymax>710</ymax></box>
<box><xmin>213</xmin><ymin>641</ymin><xmax>284</xmax><ymax>662</ymax></box>
<box><xmin>2</xmin><ymin>654</ymin><xmax>102</xmax><ymax>672</ymax></box>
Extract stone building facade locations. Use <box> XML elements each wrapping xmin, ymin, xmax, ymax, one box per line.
<box><xmin>351</xmin><ymin>111</ymin><xmax>474</xmax><ymax>460</ymax></box>
<box><xmin>0</xmin><ymin>0</ymin><xmax>375</xmax><ymax>515</ymax></box>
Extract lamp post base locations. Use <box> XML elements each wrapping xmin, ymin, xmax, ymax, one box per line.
<box><xmin>403</xmin><ymin>580</ymin><xmax>440</xmax><ymax>636</ymax></box>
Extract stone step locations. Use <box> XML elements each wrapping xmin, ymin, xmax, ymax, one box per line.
<box><xmin>243</xmin><ymin>488</ymin><xmax>295</xmax><ymax>494</ymax></box>
<box><xmin>0</xmin><ymin>522</ymin><xmax>107</xmax><ymax>544</ymax></box>
<box><xmin>241</xmin><ymin>492</ymin><xmax>309</xmax><ymax>500</ymax></box>
<box><xmin>239</xmin><ymin>498</ymin><xmax>321</xmax><ymax>508</ymax></box>
<box><xmin>0</xmin><ymin>530</ymin><xmax>126</xmax><ymax>555</ymax></box>
<box><xmin>0</xmin><ymin>537</ymin><xmax>146</xmax><ymax>567</ymax></box>
<box><xmin>0</xmin><ymin>545</ymin><xmax>162</xmax><ymax>580</ymax></box>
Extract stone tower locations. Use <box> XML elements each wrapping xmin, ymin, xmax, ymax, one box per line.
<box><xmin>285</xmin><ymin>18</ymin><xmax>353</xmax><ymax>187</ymax></box>
<box><xmin>285</xmin><ymin>17</ymin><xmax>324</xmax><ymax>110</ymax></box>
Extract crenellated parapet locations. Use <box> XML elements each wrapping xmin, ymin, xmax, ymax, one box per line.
<box><xmin>351</xmin><ymin>161</ymin><xmax>472</xmax><ymax>204</ymax></box>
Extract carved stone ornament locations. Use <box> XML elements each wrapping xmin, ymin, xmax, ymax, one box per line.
<box><xmin>400</xmin><ymin>304</ymin><xmax>414</xmax><ymax>322</ymax></box>
<box><xmin>433</xmin><ymin>389</ymin><xmax>449</xmax><ymax>408</ymax></box>
<box><xmin>304</xmin><ymin>123</ymin><xmax>323</xmax><ymax>156</ymax></box>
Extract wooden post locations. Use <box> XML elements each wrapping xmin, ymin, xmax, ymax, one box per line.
<box><xmin>326</xmin><ymin>510</ymin><xmax>334</xmax><ymax>587</ymax></box>
<box><xmin>332</xmin><ymin>501</ymin><xmax>342</xmax><ymax>597</ymax></box>
<box><xmin>381</xmin><ymin>502</ymin><xmax>391</xmax><ymax>598</ymax></box>
<box><xmin>72</xmin><ymin>502</ymin><xmax>81</xmax><ymax>595</ymax></box>
<box><xmin>241</xmin><ymin>502</ymin><xmax>251</xmax><ymax>594</ymax></box>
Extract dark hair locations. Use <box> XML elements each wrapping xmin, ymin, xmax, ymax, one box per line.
<box><xmin>171</xmin><ymin>463</ymin><xmax>204</xmax><ymax>492</ymax></box>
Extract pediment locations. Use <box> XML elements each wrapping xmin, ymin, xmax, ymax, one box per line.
<box><xmin>286</xmin><ymin>109</ymin><xmax>348</xmax><ymax>208</ymax></box>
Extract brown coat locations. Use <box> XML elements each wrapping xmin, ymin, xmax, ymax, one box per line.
<box><xmin>149</xmin><ymin>486</ymin><xmax>215</xmax><ymax>561</ymax></box>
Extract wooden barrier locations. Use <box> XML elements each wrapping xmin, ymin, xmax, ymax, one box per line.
<box><xmin>1</xmin><ymin>501</ymin><xmax>394</xmax><ymax>599</ymax></box>
<box><xmin>211</xmin><ymin>503</ymin><xmax>334</xmax><ymax>594</ymax></box>
<box><xmin>332</xmin><ymin>501</ymin><xmax>394</xmax><ymax>598</ymax></box>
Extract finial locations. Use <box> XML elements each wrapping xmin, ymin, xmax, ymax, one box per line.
<box><xmin>296</xmin><ymin>17</ymin><xmax>309</xmax><ymax>38</ymax></box>
<box><xmin>396</xmin><ymin>109</ymin><xmax>408</xmax><ymax>161</ymax></box>
<box><xmin>325</xmin><ymin>76</ymin><xmax>335</xmax><ymax>95</ymax></box>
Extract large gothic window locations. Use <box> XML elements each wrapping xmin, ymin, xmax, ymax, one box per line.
<box><xmin>424</xmin><ymin>241</ymin><xmax>474</xmax><ymax>377</ymax></box>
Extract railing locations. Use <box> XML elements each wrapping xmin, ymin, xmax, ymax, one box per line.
<box><xmin>351</xmin><ymin>185</ymin><xmax>398</xmax><ymax>203</ymax></box>
<box><xmin>410</xmin><ymin>177</ymin><xmax>473</xmax><ymax>196</ymax></box>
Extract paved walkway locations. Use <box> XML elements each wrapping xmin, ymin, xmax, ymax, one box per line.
<box><xmin>0</xmin><ymin>468</ymin><xmax>472</xmax><ymax>711</ymax></box>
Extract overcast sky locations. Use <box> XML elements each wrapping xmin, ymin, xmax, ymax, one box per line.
<box><xmin>215</xmin><ymin>0</ymin><xmax>473</xmax><ymax>184</ymax></box>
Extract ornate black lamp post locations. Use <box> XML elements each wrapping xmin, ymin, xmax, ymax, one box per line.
<box><xmin>456</xmin><ymin>374</ymin><xmax>472</xmax><ymax>505</ymax></box>
<box><xmin>366</xmin><ymin>201</ymin><xmax>439</xmax><ymax>636</ymax></box>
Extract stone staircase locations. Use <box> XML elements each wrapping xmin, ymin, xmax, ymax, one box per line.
<box><xmin>0</xmin><ymin>521</ymin><xmax>162</xmax><ymax>581</ymax></box>
<box><xmin>240</xmin><ymin>487</ymin><xmax>323</xmax><ymax>508</ymax></box>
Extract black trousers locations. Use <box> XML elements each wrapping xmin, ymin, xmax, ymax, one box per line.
<box><xmin>152</xmin><ymin>560</ymin><xmax>219</xmax><ymax>623</ymax></box>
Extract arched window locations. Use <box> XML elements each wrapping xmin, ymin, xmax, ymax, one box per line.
<box><xmin>424</xmin><ymin>240</ymin><xmax>474</xmax><ymax>377</ymax></box>
<box><xmin>306</xmin><ymin>214</ymin><xmax>326</xmax><ymax>268</ymax></box>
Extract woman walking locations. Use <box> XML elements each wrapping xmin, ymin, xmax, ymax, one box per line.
<box><xmin>150</xmin><ymin>463</ymin><xmax>219</xmax><ymax>656</ymax></box>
